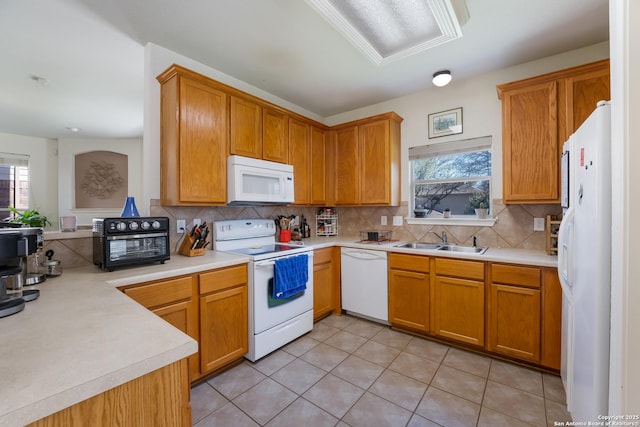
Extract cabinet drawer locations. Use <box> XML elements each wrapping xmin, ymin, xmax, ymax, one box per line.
<box><xmin>123</xmin><ymin>276</ymin><xmax>193</xmax><ymax>309</ymax></box>
<box><xmin>314</xmin><ymin>247</ymin><xmax>333</xmax><ymax>265</ymax></box>
<box><xmin>199</xmin><ymin>264</ymin><xmax>247</xmax><ymax>295</ymax></box>
<box><xmin>491</xmin><ymin>264</ymin><xmax>541</xmax><ymax>288</ymax></box>
<box><xmin>435</xmin><ymin>258</ymin><xmax>484</xmax><ymax>280</ymax></box>
<box><xmin>389</xmin><ymin>253</ymin><xmax>429</xmax><ymax>273</ymax></box>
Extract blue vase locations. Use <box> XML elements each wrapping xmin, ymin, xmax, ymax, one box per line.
<box><xmin>120</xmin><ymin>196</ymin><xmax>140</xmax><ymax>217</ymax></box>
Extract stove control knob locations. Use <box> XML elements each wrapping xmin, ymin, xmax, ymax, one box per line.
<box><xmin>129</xmin><ymin>221</ymin><xmax>139</xmax><ymax>231</ymax></box>
<box><xmin>152</xmin><ymin>220</ymin><xmax>161</xmax><ymax>230</ymax></box>
<box><xmin>141</xmin><ymin>221</ymin><xmax>150</xmax><ymax>230</ymax></box>
<box><xmin>116</xmin><ymin>222</ymin><xmax>127</xmax><ymax>231</ymax></box>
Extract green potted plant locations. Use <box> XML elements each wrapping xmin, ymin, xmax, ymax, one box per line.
<box><xmin>6</xmin><ymin>206</ymin><xmax>51</xmax><ymax>228</ymax></box>
<box><xmin>474</xmin><ymin>202</ymin><xmax>489</xmax><ymax>219</ymax></box>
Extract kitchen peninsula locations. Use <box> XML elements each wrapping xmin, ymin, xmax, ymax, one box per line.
<box><xmin>0</xmin><ymin>251</ymin><xmax>247</xmax><ymax>427</ymax></box>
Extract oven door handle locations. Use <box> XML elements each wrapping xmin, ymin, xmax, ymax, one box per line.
<box><xmin>255</xmin><ymin>260</ymin><xmax>276</xmax><ymax>267</ymax></box>
<box><xmin>106</xmin><ymin>232</ymin><xmax>168</xmax><ymax>240</ymax></box>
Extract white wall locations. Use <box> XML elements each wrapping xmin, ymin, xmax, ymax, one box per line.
<box><xmin>0</xmin><ymin>132</ymin><xmax>58</xmax><ymax>227</ymax></box>
<box><xmin>144</xmin><ymin>42</ymin><xmax>609</xmax><ymax>205</ymax></box>
<box><xmin>58</xmin><ymin>138</ymin><xmax>143</xmax><ymax>225</ymax></box>
<box><xmin>609</xmin><ymin>0</ymin><xmax>640</xmax><ymax>414</ymax></box>
<box><xmin>143</xmin><ymin>42</ymin><xmax>324</xmax><ymax>206</ymax></box>
<box><xmin>325</xmin><ymin>42</ymin><xmax>610</xmax><ymax>202</ymax></box>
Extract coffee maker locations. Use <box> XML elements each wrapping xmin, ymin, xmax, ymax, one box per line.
<box><xmin>0</xmin><ymin>226</ymin><xmax>43</xmax><ymax>317</ymax></box>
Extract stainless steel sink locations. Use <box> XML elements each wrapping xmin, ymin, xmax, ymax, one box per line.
<box><xmin>394</xmin><ymin>242</ymin><xmax>488</xmax><ymax>254</ymax></box>
<box><xmin>437</xmin><ymin>244</ymin><xmax>488</xmax><ymax>254</ymax></box>
<box><xmin>394</xmin><ymin>242</ymin><xmax>442</xmax><ymax>250</ymax></box>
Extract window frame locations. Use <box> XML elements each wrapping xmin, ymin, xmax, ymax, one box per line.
<box><xmin>407</xmin><ymin>136</ymin><xmax>496</xmax><ymax>226</ymax></box>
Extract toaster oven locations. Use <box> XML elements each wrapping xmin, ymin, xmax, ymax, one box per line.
<box><xmin>93</xmin><ymin>217</ymin><xmax>170</xmax><ymax>271</ymax></box>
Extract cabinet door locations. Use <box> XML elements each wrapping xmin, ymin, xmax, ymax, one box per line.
<box><xmin>153</xmin><ymin>300</ymin><xmax>200</xmax><ymax>380</ymax></box>
<box><xmin>160</xmin><ymin>73</ymin><xmax>228</xmax><ymax>206</ymax></box>
<box><xmin>501</xmin><ymin>81</ymin><xmax>559</xmax><ymax>203</ymax></box>
<box><xmin>263</xmin><ymin>108</ymin><xmax>288</xmax><ymax>163</ymax></box>
<box><xmin>566</xmin><ymin>67</ymin><xmax>610</xmax><ymax>135</ymax></box>
<box><xmin>313</xmin><ymin>247</ymin><xmax>339</xmax><ymax>320</ymax></box>
<box><xmin>488</xmin><ymin>284</ymin><xmax>541</xmax><ymax>362</ymax></box>
<box><xmin>389</xmin><ymin>269</ymin><xmax>429</xmax><ymax>333</ymax></box>
<box><xmin>334</xmin><ymin>126</ymin><xmax>359</xmax><ymax>205</ymax></box>
<box><xmin>230</xmin><ymin>96</ymin><xmax>262</xmax><ymax>158</ymax></box>
<box><xmin>359</xmin><ymin>119</ymin><xmax>391</xmax><ymax>204</ymax></box>
<box><xmin>432</xmin><ymin>276</ymin><xmax>484</xmax><ymax>346</ymax></box>
<box><xmin>542</xmin><ymin>268</ymin><xmax>562</xmax><ymax>370</ymax></box>
<box><xmin>289</xmin><ymin>118</ymin><xmax>310</xmax><ymax>204</ymax></box>
<box><xmin>200</xmin><ymin>285</ymin><xmax>248</xmax><ymax>374</ymax></box>
<box><xmin>310</xmin><ymin>126</ymin><xmax>328</xmax><ymax>205</ymax></box>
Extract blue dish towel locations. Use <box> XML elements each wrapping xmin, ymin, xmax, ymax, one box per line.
<box><xmin>273</xmin><ymin>254</ymin><xmax>308</xmax><ymax>299</ymax></box>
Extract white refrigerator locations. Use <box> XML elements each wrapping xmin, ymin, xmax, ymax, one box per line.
<box><xmin>558</xmin><ymin>101</ymin><xmax>611</xmax><ymax>422</ymax></box>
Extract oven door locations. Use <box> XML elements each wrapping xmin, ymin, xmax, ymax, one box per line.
<box><xmin>106</xmin><ymin>232</ymin><xmax>169</xmax><ymax>266</ymax></box>
<box><xmin>252</xmin><ymin>252</ymin><xmax>314</xmax><ymax>334</ymax></box>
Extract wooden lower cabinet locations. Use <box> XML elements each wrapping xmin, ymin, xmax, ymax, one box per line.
<box><xmin>28</xmin><ymin>359</ymin><xmax>191</xmax><ymax>427</ymax></box>
<box><xmin>121</xmin><ymin>263</ymin><xmax>250</xmax><ymax>382</ymax></box>
<box><xmin>122</xmin><ymin>276</ymin><xmax>200</xmax><ymax>380</ymax></box>
<box><xmin>488</xmin><ymin>283</ymin><xmax>541</xmax><ymax>361</ymax></box>
<box><xmin>388</xmin><ymin>253</ymin><xmax>430</xmax><ymax>333</ymax></box>
<box><xmin>199</xmin><ymin>265</ymin><xmax>248</xmax><ymax>375</ymax></box>
<box><xmin>432</xmin><ymin>275</ymin><xmax>485</xmax><ymax>346</ymax></box>
<box><xmin>542</xmin><ymin>268</ymin><xmax>562</xmax><ymax>370</ymax></box>
<box><xmin>387</xmin><ymin>256</ymin><xmax>560</xmax><ymax>370</ymax></box>
<box><xmin>488</xmin><ymin>263</ymin><xmax>542</xmax><ymax>362</ymax></box>
<box><xmin>313</xmin><ymin>247</ymin><xmax>340</xmax><ymax>321</ymax></box>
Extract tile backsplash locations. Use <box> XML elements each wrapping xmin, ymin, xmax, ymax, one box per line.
<box><xmin>150</xmin><ymin>199</ymin><xmax>561</xmax><ymax>252</ymax></box>
<box><xmin>42</xmin><ymin>199</ymin><xmax>560</xmax><ymax>271</ymax></box>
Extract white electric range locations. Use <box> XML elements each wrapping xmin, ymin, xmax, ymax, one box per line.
<box><xmin>213</xmin><ymin>219</ymin><xmax>314</xmax><ymax>361</ymax></box>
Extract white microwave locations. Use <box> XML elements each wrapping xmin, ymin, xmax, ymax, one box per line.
<box><xmin>227</xmin><ymin>155</ymin><xmax>294</xmax><ymax>205</ymax></box>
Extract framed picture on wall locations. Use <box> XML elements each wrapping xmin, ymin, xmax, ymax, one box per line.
<box><xmin>428</xmin><ymin>107</ymin><xmax>463</xmax><ymax>138</ymax></box>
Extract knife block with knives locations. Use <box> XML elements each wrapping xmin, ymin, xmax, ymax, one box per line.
<box><xmin>179</xmin><ymin>222</ymin><xmax>208</xmax><ymax>257</ymax></box>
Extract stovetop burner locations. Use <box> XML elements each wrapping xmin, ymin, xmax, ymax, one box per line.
<box><xmin>225</xmin><ymin>244</ymin><xmax>300</xmax><ymax>256</ymax></box>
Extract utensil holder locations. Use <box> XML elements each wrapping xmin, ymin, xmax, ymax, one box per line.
<box><xmin>179</xmin><ymin>234</ymin><xmax>205</xmax><ymax>257</ymax></box>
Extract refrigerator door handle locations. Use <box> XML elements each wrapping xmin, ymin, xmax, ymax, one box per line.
<box><xmin>558</xmin><ymin>207</ymin><xmax>575</xmax><ymax>298</ymax></box>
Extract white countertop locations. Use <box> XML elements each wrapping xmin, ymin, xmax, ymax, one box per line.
<box><xmin>0</xmin><ymin>240</ymin><xmax>556</xmax><ymax>426</ymax></box>
<box><xmin>302</xmin><ymin>236</ymin><xmax>559</xmax><ymax>268</ymax></box>
<box><xmin>0</xmin><ymin>250</ymin><xmax>248</xmax><ymax>427</ymax></box>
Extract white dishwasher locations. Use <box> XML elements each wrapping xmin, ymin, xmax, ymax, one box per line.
<box><xmin>340</xmin><ymin>248</ymin><xmax>388</xmax><ymax>323</ymax></box>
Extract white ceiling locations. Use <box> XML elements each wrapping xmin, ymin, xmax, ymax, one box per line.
<box><xmin>0</xmin><ymin>0</ymin><xmax>608</xmax><ymax>140</ymax></box>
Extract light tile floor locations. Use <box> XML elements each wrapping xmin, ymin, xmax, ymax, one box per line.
<box><xmin>192</xmin><ymin>315</ymin><xmax>571</xmax><ymax>427</ymax></box>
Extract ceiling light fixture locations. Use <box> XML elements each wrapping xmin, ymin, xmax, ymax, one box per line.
<box><xmin>305</xmin><ymin>0</ymin><xmax>468</xmax><ymax>66</ymax></box>
<box><xmin>65</xmin><ymin>127</ymin><xmax>81</xmax><ymax>132</ymax></box>
<box><xmin>432</xmin><ymin>70</ymin><xmax>452</xmax><ymax>87</ymax></box>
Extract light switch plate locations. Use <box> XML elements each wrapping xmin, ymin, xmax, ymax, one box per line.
<box><xmin>393</xmin><ymin>216</ymin><xmax>403</xmax><ymax>226</ymax></box>
<box><xmin>380</xmin><ymin>216</ymin><xmax>387</xmax><ymax>226</ymax></box>
<box><xmin>193</xmin><ymin>218</ymin><xmax>202</xmax><ymax>227</ymax></box>
<box><xmin>533</xmin><ymin>217</ymin><xmax>545</xmax><ymax>231</ymax></box>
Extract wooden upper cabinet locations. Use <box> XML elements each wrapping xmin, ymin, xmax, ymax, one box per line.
<box><xmin>289</xmin><ymin>118</ymin><xmax>311</xmax><ymax>204</ymax></box>
<box><xmin>263</xmin><ymin>107</ymin><xmax>289</xmax><ymax>163</ymax></box>
<box><xmin>360</xmin><ymin>119</ymin><xmax>392</xmax><ymax>205</ymax></box>
<box><xmin>565</xmin><ymin>65</ymin><xmax>611</xmax><ymax>138</ymax></box>
<box><xmin>497</xmin><ymin>59</ymin><xmax>610</xmax><ymax>204</ymax></box>
<box><xmin>333</xmin><ymin>112</ymin><xmax>403</xmax><ymax>206</ymax></box>
<box><xmin>500</xmin><ymin>80</ymin><xmax>559</xmax><ymax>204</ymax></box>
<box><xmin>157</xmin><ymin>65</ymin><xmax>228</xmax><ymax>206</ymax></box>
<box><xmin>230</xmin><ymin>96</ymin><xmax>263</xmax><ymax>159</ymax></box>
<box><xmin>334</xmin><ymin>126</ymin><xmax>360</xmax><ymax>205</ymax></box>
<box><xmin>310</xmin><ymin>126</ymin><xmax>329</xmax><ymax>205</ymax></box>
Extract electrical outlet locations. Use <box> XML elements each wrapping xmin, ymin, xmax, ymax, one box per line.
<box><xmin>193</xmin><ymin>218</ymin><xmax>201</xmax><ymax>227</ymax></box>
<box><xmin>176</xmin><ymin>219</ymin><xmax>186</xmax><ymax>233</ymax></box>
<box><xmin>533</xmin><ymin>217</ymin><xmax>545</xmax><ymax>231</ymax></box>
<box><xmin>393</xmin><ymin>216</ymin><xmax>403</xmax><ymax>226</ymax></box>
<box><xmin>380</xmin><ymin>216</ymin><xmax>387</xmax><ymax>226</ymax></box>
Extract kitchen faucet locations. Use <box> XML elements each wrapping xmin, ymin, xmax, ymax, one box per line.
<box><xmin>430</xmin><ymin>231</ymin><xmax>447</xmax><ymax>243</ymax></box>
